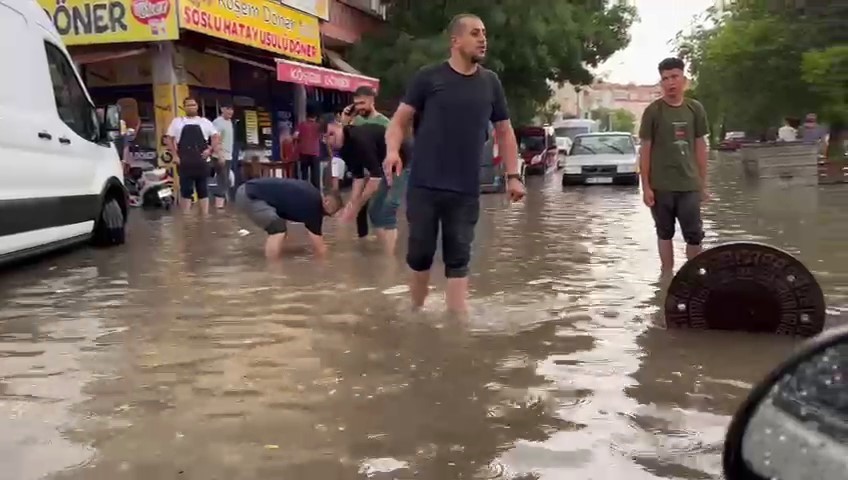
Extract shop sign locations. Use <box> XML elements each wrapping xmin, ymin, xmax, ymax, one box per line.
<box><xmin>277</xmin><ymin>59</ymin><xmax>379</xmax><ymax>93</ymax></box>
<box><xmin>280</xmin><ymin>0</ymin><xmax>328</xmax><ymax>20</ymax></box>
<box><xmin>180</xmin><ymin>0</ymin><xmax>322</xmax><ymax>64</ymax></box>
<box><xmin>38</xmin><ymin>0</ymin><xmax>178</xmax><ymax>45</ymax></box>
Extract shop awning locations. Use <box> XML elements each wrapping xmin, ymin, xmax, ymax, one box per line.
<box><xmin>70</xmin><ymin>47</ymin><xmax>149</xmax><ymax>65</ymax></box>
<box><xmin>276</xmin><ymin>58</ymin><xmax>379</xmax><ymax>93</ymax></box>
<box><xmin>324</xmin><ymin>50</ymin><xmax>364</xmax><ymax>76</ymax></box>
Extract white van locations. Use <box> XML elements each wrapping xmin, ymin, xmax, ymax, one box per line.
<box><xmin>0</xmin><ymin>0</ymin><xmax>127</xmax><ymax>266</ymax></box>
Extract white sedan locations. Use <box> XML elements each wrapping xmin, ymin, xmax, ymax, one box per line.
<box><xmin>561</xmin><ymin>132</ymin><xmax>639</xmax><ymax>186</ymax></box>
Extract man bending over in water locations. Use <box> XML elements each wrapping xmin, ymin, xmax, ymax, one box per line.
<box><xmin>235</xmin><ymin>177</ymin><xmax>343</xmax><ymax>259</ymax></box>
<box><xmin>321</xmin><ymin>115</ymin><xmax>411</xmax><ymax>254</ymax></box>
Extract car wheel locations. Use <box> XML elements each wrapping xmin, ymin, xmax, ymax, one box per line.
<box><xmin>92</xmin><ymin>198</ymin><xmax>126</xmax><ymax>247</ymax></box>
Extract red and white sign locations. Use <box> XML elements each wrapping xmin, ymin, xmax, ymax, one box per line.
<box><xmin>276</xmin><ymin>59</ymin><xmax>379</xmax><ymax>93</ymax></box>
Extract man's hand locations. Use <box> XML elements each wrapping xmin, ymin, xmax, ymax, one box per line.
<box><xmin>507</xmin><ymin>177</ymin><xmax>525</xmax><ymax>202</ymax></box>
<box><xmin>383</xmin><ymin>152</ymin><xmax>402</xmax><ymax>186</ymax></box>
<box><xmin>643</xmin><ymin>187</ymin><xmax>655</xmax><ymax>207</ymax></box>
<box><xmin>701</xmin><ymin>189</ymin><xmax>711</xmax><ymax>203</ymax></box>
<box><xmin>339</xmin><ymin>203</ymin><xmax>358</xmax><ymax>223</ymax></box>
<box><xmin>201</xmin><ymin>148</ymin><xmax>212</xmax><ymax>159</ymax></box>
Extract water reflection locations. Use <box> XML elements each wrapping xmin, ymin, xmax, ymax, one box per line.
<box><xmin>0</xmin><ymin>154</ymin><xmax>845</xmax><ymax>479</ymax></box>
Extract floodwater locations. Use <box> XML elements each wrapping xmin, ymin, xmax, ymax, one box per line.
<box><xmin>2</xmin><ymin>156</ymin><xmax>848</xmax><ymax>480</ymax></box>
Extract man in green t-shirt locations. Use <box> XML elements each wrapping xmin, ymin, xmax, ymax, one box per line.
<box><xmin>340</xmin><ymin>86</ymin><xmax>390</xmax><ymax>238</ymax></box>
<box><xmin>639</xmin><ymin>57</ymin><xmax>710</xmax><ymax>273</ymax></box>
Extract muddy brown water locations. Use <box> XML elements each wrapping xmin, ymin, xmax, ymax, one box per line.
<box><xmin>1</xmin><ymin>157</ymin><xmax>847</xmax><ymax>480</ymax></box>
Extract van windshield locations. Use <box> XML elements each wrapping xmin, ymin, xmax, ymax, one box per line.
<box><xmin>555</xmin><ymin>126</ymin><xmax>589</xmax><ymax>140</ymax></box>
<box><xmin>571</xmin><ymin>135</ymin><xmax>635</xmax><ymax>155</ymax></box>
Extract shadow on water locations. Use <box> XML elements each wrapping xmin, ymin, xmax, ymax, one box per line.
<box><xmin>0</xmin><ymin>155</ymin><xmax>847</xmax><ymax>479</ymax></box>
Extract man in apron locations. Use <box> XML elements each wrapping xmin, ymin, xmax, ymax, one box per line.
<box><xmin>165</xmin><ymin>98</ymin><xmax>219</xmax><ymax>215</ymax></box>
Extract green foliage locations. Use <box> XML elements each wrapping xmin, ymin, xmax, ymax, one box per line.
<box><xmin>802</xmin><ymin>46</ymin><xmax>848</xmax><ymax>124</ymax></box>
<box><xmin>677</xmin><ymin>0</ymin><xmax>847</xmax><ymax>136</ymax></box>
<box><xmin>348</xmin><ymin>0</ymin><xmax>637</xmax><ymax>125</ymax></box>
<box><xmin>590</xmin><ymin>107</ymin><xmax>636</xmax><ymax>133</ymax></box>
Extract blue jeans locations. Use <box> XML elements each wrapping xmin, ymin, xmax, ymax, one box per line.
<box><xmin>368</xmin><ymin>169</ymin><xmax>409</xmax><ymax>229</ymax></box>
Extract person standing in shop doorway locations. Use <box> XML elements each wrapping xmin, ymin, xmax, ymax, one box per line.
<box><xmin>212</xmin><ymin>103</ymin><xmax>235</xmax><ymax>209</ymax></box>
<box><xmin>295</xmin><ymin>109</ymin><xmax>322</xmax><ymax>190</ymax></box>
<box><xmin>341</xmin><ymin>86</ymin><xmax>389</xmax><ymax>239</ymax></box>
<box><xmin>166</xmin><ymin>97</ymin><xmax>220</xmax><ymax>215</ymax></box>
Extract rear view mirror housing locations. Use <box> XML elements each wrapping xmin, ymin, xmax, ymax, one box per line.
<box><xmin>723</xmin><ymin>324</ymin><xmax>848</xmax><ymax>480</ymax></box>
<box><xmin>99</xmin><ymin>104</ymin><xmax>121</xmax><ymax>137</ymax></box>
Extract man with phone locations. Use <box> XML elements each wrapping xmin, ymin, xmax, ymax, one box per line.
<box><xmin>340</xmin><ymin>86</ymin><xmax>389</xmax><ymax>239</ymax></box>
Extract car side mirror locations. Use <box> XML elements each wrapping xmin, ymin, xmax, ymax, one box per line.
<box><xmin>723</xmin><ymin>325</ymin><xmax>848</xmax><ymax>480</ymax></box>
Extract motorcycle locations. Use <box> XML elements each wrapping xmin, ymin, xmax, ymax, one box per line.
<box><xmin>124</xmin><ymin>161</ymin><xmax>174</xmax><ymax>209</ymax></box>
<box><xmin>722</xmin><ymin>324</ymin><xmax>848</xmax><ymax>480</ymax></box>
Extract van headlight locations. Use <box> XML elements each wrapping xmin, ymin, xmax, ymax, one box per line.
<box><xmin>564</xmin><ymin>165</ymin><xmax>581</xmax><ymax>174</ymax></box>
<box><xmin>618</xmin><ymin>164</ymin><xmax>637</xmax><ymax>173</ymax></box>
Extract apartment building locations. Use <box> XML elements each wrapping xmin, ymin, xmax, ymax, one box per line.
<box><xmin>551</xmin><ymin>81</ymin><xmax>662</xmax><ymax>130</ymax></box>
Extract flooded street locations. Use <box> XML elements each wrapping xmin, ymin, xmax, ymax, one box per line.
<box><xmin>2</xmin><ymin>156</ymin><xmax>848</xmax><ymax>480</ymax></box>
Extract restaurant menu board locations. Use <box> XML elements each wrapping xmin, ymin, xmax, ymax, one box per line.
<box><xmin>244</xmin><ymin>110</ymin><xmax>259</xmax><ymax>146</ymax></box>
<box><xmin>258</xmin><ymin>109</ymin><xmax>273</xmax><ymax>149</ymax></box>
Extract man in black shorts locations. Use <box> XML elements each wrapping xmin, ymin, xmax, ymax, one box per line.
<box><xmin>383</xmin><ymin>13</ymin><xmax>526</xmax><ymax>314</ymax></box>
<box><xmin>235</xmin><ymin>178</ymin><xmax>343</xmax><ymax>260</ymax></box>
<box><xmin>321</xmin><ymin>116</ymin><xmax>411</xmax><ymax>254</ymax></box>
<box><xmin>639</xmin><ymin>57</ymin><xmax>709</xmax><ymax>273</ymax></box>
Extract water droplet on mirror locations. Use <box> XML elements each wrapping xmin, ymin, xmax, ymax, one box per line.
<box><xmin>764</xmin><ymin>428</ymin><xmax>773</xmax><ymax>435</ymax></box>
<box><xmin>764</xmin><ymin>459</ymin><xmax>771</xmax><ymax>466</ymax></box>
<box><xmin>800</xmin><ymin>314</ymin><xmax>811</xmax><ymax>324</ymax></box>
<box><xmin>698</xmin><ymin>268</ymin><xmax>707</xmax><ymax>275</ymax></box>
<box><xmin>677</xmin><ymin>303</ymin><xmax>687</xmax><ymax>312</ymax></box>
<box><xmin>787</xmin><ymin>274</ymin><xmax>796</xmax><ymax>283</ymax></box>
<box><xmin>779</xmin><ymin>435</ymin><xmax>787</xmax><ymax>442</ymax></box>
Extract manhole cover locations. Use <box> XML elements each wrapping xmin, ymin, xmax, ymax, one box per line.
<box><xmin>665</xmin><ymin>242</ymin><xmax>825</xmax><ymax>337</ymax></box>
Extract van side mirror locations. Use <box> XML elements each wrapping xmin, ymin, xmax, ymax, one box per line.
<box><xmin>101</xmin><ymin>104</ymin><xmax>121</xmax><ymax>134</ymax></box>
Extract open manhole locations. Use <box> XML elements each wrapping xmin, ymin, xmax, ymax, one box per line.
<box><xmin>665</xmin><ymin>242</ymin><xmax>826</xmax><ymax>337</ymax></box>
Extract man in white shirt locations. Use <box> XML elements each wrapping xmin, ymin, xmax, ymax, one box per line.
<box><xmin>212</xmin><ymin>104</ymin><xmax>235</xmax><ymax>209</ymax></box>
<box><xmin>165</xmin><ymin>97</ymin><xmax>219</xmax><ymax>215</ymax></box>
<box><xmin>778</xmin><ymin>117</ymin><xmax>798</xmax><ymax>142</ymax></box>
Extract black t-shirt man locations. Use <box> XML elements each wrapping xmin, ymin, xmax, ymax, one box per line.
<box><xmin>244</xmin><ymin>178</ymin><xmax>325</xmax><ymax>236</ymax></box>
<box><xmin>338</xmin><ymin>123</ymin><xmax>410</xmax><ymax>180</ymax></box>
<box><xmin>403</xmin><ymin>61</ymin><xmax>509</xmax><ymax>195</ymax></box>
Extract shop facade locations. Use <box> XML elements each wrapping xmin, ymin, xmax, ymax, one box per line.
<box><xmin>38</xmin><ymin>0</ymin><xmax>380</xmax><ymax>176</ymax></box>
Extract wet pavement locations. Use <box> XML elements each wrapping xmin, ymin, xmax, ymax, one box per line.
<box><xmin>2</xmin><ymin>155</ymin><xmax>848</xmax><ymax>480</ymax></box>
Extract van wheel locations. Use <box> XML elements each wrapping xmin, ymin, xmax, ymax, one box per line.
<box><xmin>92</xmin><ymin>198</ymin><xmax>126</xmax><ymax>247</ymax></box>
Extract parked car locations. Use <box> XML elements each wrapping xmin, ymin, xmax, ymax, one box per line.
<box><xmin>481</xmin><ymin>123</ymin><xmax>526</xmax><ymax>193</ymax></box>
<box><xmin>518</xmin><ymin>126</ymin><xmax>558</xmax><ymax>175</ymax></box>
<box><xmin>0</xmin><ymin>0</ymin><xmax>127</xmax><ymax>267</ymax></box>
<box><xmin>561</xmin><ymin>132</ymin><xmax>639</xmax><ymax>186</ymax></box>
<box><xmin>717</xmin><ymin>131</ymin><xmax>747</xmax><ymax>151</ymax></box>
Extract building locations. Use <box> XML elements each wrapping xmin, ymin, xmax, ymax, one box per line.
<box><xmin>551</xmin><ymin>81</ymin><xmax>661</xmax><ymax>132</ymax></box>
<box><xmin>40</xmin><ymin>0</ymin><xmax>384</xmax><ymax>169</ymax></box>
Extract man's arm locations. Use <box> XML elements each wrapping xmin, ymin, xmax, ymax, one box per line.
<box><xmin>165</xmin><ymin>119</ymin><xmax>179</xmax><ymax>155</ymax></box>
<box><xmin>638</xmin><ymin>106</ymin><xmax>654</xmax><ymax>189</ymax></box>
<box><xmin>307</xmin><ymin>232</ymin><xmax>327</xmax><ymax>257</ymax></box>
<box><xmin>693</xmin><ymin>102</ymin><xmax>710</xmax><ymax>190</ymax></box>
<box><xmin>639</xmin><ymin>141</ymin><xmax>652</xmax><ymax>187</ymax></box>
<box><xmin>489</xmin><ymin>73</ymin><xmax>519</xmax><ymax>176</ymax></box>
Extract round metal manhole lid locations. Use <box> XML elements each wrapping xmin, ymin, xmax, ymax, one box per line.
<box><xmin>665</xmin><ymin>242</ymin><xmax>826</xmax><ymax>337</ymax></box>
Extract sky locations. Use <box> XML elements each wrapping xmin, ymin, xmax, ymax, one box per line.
<box><xmin>598</xmin><ymin>0</ymin><xmax>715</xmax><ymax>85</ymax></box>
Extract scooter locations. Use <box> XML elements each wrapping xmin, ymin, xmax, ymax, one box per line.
<box><xmin>125</xmin><ymin>161</ymin><xmax>174</xmax><ymax>209</ymax></box>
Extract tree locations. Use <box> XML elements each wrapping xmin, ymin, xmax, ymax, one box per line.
<box><xmin>803</xmin><ymin>46</ymin><xmax>848</xmax><ymax>157</ymax></box>
<box><xmin>348</xmin><ymin>0</ymin><xmax>637</xmax><ymax>125</ymax></box>
<box><xmin>591</xmin><ymin>107</ymin><xmax>636</xmax><ymax>133</ymax></box>
<box><xmin>677</xmin><ymin>0</ymin><xmax>847</xmax><ymax>146</ymax></box>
